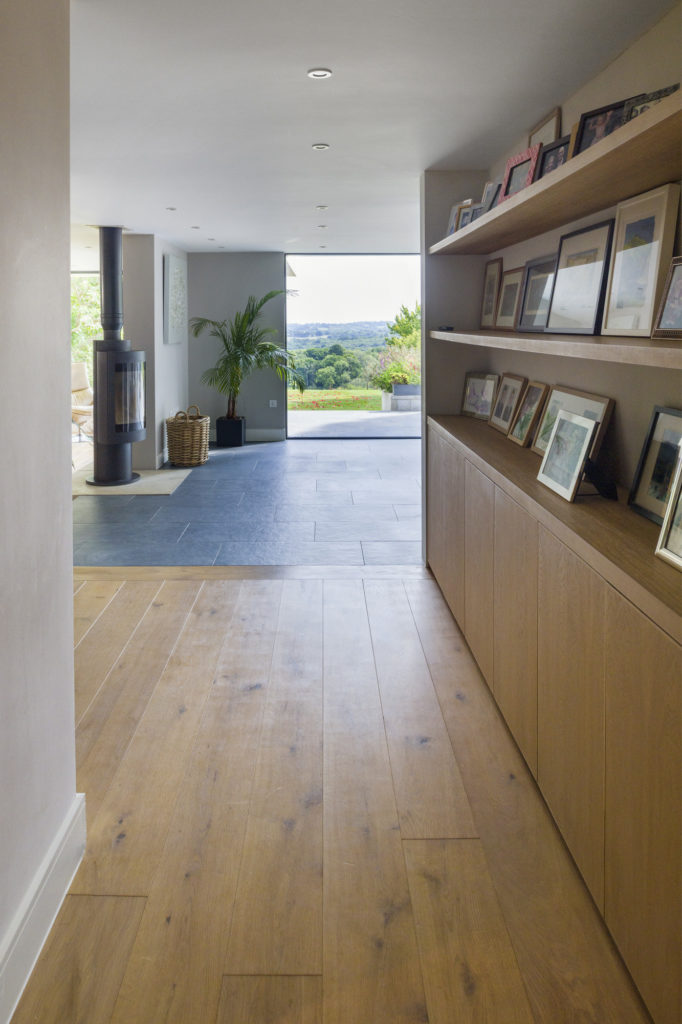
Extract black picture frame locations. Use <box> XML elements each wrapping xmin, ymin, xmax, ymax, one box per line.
<box><xmin>516</xmin><ymin>254</ymin><xmax>557</xmax><ymax>332</ymax></box>
<box><xmin>534</xmin><ymin>135</ymin><xmax>571</xmax><ymax>180</ymax></box>
<box><xmin>545</xmin><ymin>219</ymin><xmax>614</xmax><ymax>335</ymax></box>
<box><xmin>623</xmin><ymin>84</ymin><xmax>679</xmax><ymax>122</ymax></box>
<box><xmin>628</xmin><ymin>405</ymin><xmax>682</xmax><ymax>525</ymax></box>
<box><xmin>573</xmin><ymin>99</ymin><xmax>630</xmax><ymax>155</ymax></box>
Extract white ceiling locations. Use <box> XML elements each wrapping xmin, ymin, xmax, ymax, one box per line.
<box><xmin>70</xmin><ymin>0</ymin><xmax>673</xmax><ymax>270</ymax></box>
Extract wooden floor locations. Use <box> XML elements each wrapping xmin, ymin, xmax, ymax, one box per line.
<box><xmin>12</xmin><ymin>567</ymin><xmax>651</xmax><ymax>1024</ymax></box>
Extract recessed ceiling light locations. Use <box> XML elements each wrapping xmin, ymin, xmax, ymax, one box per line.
<box><xmin>191</xmin><ymin>225</ymin><xmax>200</xmax><ymax>229</ymax></box>
<box><xmin>207</xmin><ymin>237</ymin><xmax>215</xmax><ymax>241</ymax></box>
<box><xmin>312</xmin><ymin>142</ymin><xmax>330</xmax><ymax>151</ymax></box>
<box><xmin>307</xmin><ymin>68</ymin><xmax>332</xmax><ymax>79</ymax></box>
<box><xmin>316</xmin><ymin>205</ymin><xmax>328</xmax><ymax>211</ymax></box>
<box><xmin>319</xmin><ymin>244</ymin><xmax>327</xmax><ymax>249</ymax></box>
<box><xmin>317</xmin><ymin>224</ymin><xmax>327</xmax><ymax>229</ymax></box>
<box><xmin>166</xmin><ymin>206</ymin><xmax>177</xmax><ymax>211</ymax></box>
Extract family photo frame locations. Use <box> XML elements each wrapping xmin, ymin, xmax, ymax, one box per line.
<box><xmin>652</xmin><ymin>257</ymin><xmax>682</xmax><ymax>339</ymax></box>
<box><xmin>628</xmin><ymin>405</ymin><xmax>682</xmax><ymax>525</ymax></box>
<box><xmin>655</xmin><ymin>459</ymin><xmax>682</xmax><ymax>571</ymax></box>
<box><xmin>517</xmin><ymin>254</ymin><xmax>557</xmax><ymax>332</ymax></box>
<box><xmin>508</xmin><ymin>381</ymin><xmax>549</xmax><ymax>447</ymax></box>
<box><xmin>489</xmin><ymin>373</ymin><xmax>527</xmax><ymax>434</ymax></box>
<box><xmin>537</xmin><ymin>410</ymin><xmax>597</xmax><ymax>501</ymax></box>
<box><xmin>494</xmin><ymin>267</ymin><xmax>524</xmax><ymax>330</ymax></box>
<box><xmin>545</xmin><ymin>220</ymin><xmax>613</xmax><ymax>334</ymax></box>
<box><xmin>480</xmin><ymin>259</ymin><xmax>503</xmax><ymax>328</ymax></box>
<box><xmin>531</xmin><ymin>385</ymin><xmax>613</xmax><ymax>459</ymax></box>
<box><xmin>461</xmin><ymin>372</ymin><xmax>500</xmax><ymax>420</ymax></box>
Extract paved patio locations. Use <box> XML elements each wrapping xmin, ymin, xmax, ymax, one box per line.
<box><xmin>287</xmin><ymin>408</ymin><xmax>421</xmax><ymax>439</ymax></box>
<box><xmin>73</xmin><ymin>435</ymin><xmax>423</xmax><ymax>566</ymax></box>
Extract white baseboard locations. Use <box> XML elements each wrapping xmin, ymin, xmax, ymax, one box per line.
<box><xmin>0</xmin><ymin>794</ymin><xmax>86</xmax><ymax>1024</ymax></box>
<box><xmin>245</xmin><ymin>428</ymin><xmax>286</xmax><ymax>443</ymax></box>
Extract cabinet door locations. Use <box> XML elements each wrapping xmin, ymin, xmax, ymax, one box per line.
<box><xmin>604</xmin><ymin>590</ymin><xmax>681</xmax><ymax>1024</ymax></box>
<box><xmin>464</xmin><ymin>461</ymin><xmax>495</xmax><ymax>684</ymax></box>
<box><xmin>493</xmin><ymin>489</ymin><xmax>538</xmax><ymax>777</ymax></box>
<box><xmin>537</xmin><ymin>527</ymin><xmax>606</xmax><ymax>909</ymax></box>
<box><xmin>426</xmin><ymin>427</ymin><xmax>465</xmax><ymax>625</ymax></box>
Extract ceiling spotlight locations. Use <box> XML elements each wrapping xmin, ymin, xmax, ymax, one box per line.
<box><xmin>191</xmin><ymin>225</ymin><xmax>200</xmax><ymax>229</ymax></box>
<box><xmin>316</xmin><ymin>205</ymin><xmax>328</xmax><ymax>211</ymax></box>
<box><xmin>319</xmin><ymin>244</ymin><xmax>327</xmax><ymax>249</ymax></box>
<box><xmin>166</xmin><ymin>206</ymin><xmax>177</xmax><ymax>211</ymax></box>
<box><xmin>312</xmin><ymin>142</ymin><xmax>330</xmax><ymax>151</ymax></box>
<box><xmin>318</xmin><ymin>224</ymin><xmax>327</xmax><ymax>229</ymax></box>
<box><xmin>207</xmin><ymin>237</ymin><xmax>215</xmax><ymax>241</ymax></box>
<box><xmin>307</xmin><ymin>68</ymin><xmax>332</xmax><ymax>79</ymax></box>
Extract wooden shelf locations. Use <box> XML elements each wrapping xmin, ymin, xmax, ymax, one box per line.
<box><xmin>429</xmin><ymin>329</ymin><xmax>682</xmax><ymax>369</ymax></box>
<box><xmin>427</xmin><ymin>415</ymin><xmax>682</xmax><ymax>643</ymax></box>
<box><xmin>429</xmin><ymin>92</ymin><xmax>682</xmax><ymax>256</ymax></box>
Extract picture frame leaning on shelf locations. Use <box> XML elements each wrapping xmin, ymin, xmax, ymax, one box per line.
<box><xmin>655</xmin><ymin>459</ymin><xmax>682</xmax><ymax>571</ymax></box>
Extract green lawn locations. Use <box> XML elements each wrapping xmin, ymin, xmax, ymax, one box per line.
<box><xmin>288</xmin><ymin>388</ymin><xmax>382</xmax><ymax>411</ymax></box>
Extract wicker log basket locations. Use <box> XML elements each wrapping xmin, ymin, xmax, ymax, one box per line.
<box><xmin>166</xmin><ymin>405</ymin><xmax>209</xmax><ymax>466</ymax></box>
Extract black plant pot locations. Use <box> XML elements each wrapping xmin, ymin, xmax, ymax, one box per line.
<box><xmin>216</xmin><ymin>416</ymin><xmax>246</xmax><ymax>447</ymax></box>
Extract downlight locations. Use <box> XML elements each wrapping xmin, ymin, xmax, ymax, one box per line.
<box><xmin>307</xmin><ymin>68</ymin><xmax>333</xmax><ymax>79</ymax></box>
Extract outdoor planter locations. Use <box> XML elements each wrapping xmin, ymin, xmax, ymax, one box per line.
<box><xmin>216</xmin><ymin>416</ymin><xmax>246</xmax><ymax>447</ymax></box>
<box><xmin>392</xmin><ymin>383</ymin><xmax>421</xmax><ymax>397</ymax></box>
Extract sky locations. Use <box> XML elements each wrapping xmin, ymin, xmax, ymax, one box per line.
<box><xmin>286</xmin><ymin>254</ymin><xmax>421</xmax><ymax>324</ymax></box>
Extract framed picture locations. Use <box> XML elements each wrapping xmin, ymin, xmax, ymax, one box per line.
<box><xmin>624</xmin><ymin>84</ymin><xmax>679</xmax><ymax>123</ymax></box>
<box><xmin>459</xmin><ymin>206</ymin><xmax>475</xmax><ymax>229</ymax></box>
<box><xmin>499</xmin><ymin>145</ymin><xmax>541</xmax><ymax>202</ymax></box>
<box><xmin>470</xmin><ymin>203</ymin><xmax>486</xmax><ymax>222</ymax></box>
<box><xmin>537</xmin><ymin>411</ymin><xmax>597</xmax><ymax>501</ymax></box>
<box><xmin>494</xmin><ymin>266</ymin><xmax>524</xmax><ymax>330</ymax></box>
<box><xmin>489</xmin><ymin>373</ymin><xmax>527</xmax><ymax>434</ymax></box>
<box><xmin>528</xmin><ymin>107</ymin><xmax>561</xmax><ymax>148</ymax></box>
<box><xmin>163</xmin><ymin>253</ymin><xmax>188</xmax><ymax>345</ymax></box>
<box><xmin>628</xmin><ymin>406</ymin><xmax>682</xmax><ymax>525</ymax></box>
<box><xmin>534</xmin><ymin>135</ymin><xmax>571</xmax><ymax>179</ymax></box>
<box><xmin>546</xmin><ymin>220</ymin><xmax>614</xmax><ymax>334</ymax></box>
<box><xmin>655</xmin><ymin>460</ymin><xmax>682</xmax><ymax>571</ymax></box>
<box><xmin>531</xmin><ymin>385</ymin><xmax>614</xmax><ymax>458</ymax></box>
<box><xmin>517</xmin><ymin>254</ymin><xmax>557</xmax><ymax>332</ymax></box>
<box><xmin>481</xmin><ymin>180</ymin><xmax>502</xmax><ymax>214</ymax></box>
<box><xmin>446</xmin><ymin>199</ymin><xmax>472</xmax><ymax>235</ymax></box>
<box><xmin>480</xmin><ymin>258</ymin><xmax>503</xmax><ymax>329</ymax></box>
<box><xmin>602</xmin><ymin>183</ymin><xmax>680</xmax><ymax>336</ymax></box>
<box><xmin>461</xmin><ymin>372</ymin><xmax>499</xmax><ymax>420</ymax></box>
<box><xmin>573</xmin><ymin>98</ymin><xmax>629</xmax><ymax>155</ymax></box>
<box><xmin>652</xmin><ymin>257</ymin><xmax>682</xmax><ymax>339</ymax></box>
<box><xmin>508</xmin><ymin>381</ymin><xmax>549</xmax><ymax>447</ymax></box>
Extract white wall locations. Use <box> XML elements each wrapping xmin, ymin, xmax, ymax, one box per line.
<box><xmin>0</xmin><ymin>2</ymin><xmax>85</xmax><ymax>1020</ymax></box>
<box><xmin>188</xmin><ymin>253</ymin><xmax>288</xmax><ymax>442</ymax></box>
<box><xmin>123</xmin><ymin>235</ymin><xmax>189</xmax><ymax>469</ymax></box>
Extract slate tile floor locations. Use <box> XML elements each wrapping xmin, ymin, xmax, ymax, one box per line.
<box><xmin>73</xmin><ymin>438</ymin><xmax>423</xmax><ymax>566</ymax></box>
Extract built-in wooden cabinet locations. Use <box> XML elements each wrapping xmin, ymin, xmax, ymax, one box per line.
<box><xmin>463</xmin><ymin>461</ymin><xmax>494</xmax><ymax>683</ymax></box>
<box><xmin>537</xmin><ymin>528</ymin><xmax>606</xmax><ymax>910</ymax></box>
<box><xmin>493</xmin><ymin>489</ymin><xmax>538</xmax><ymax>777</ymax></box>
<box><xmin>426</xmin><ymin>427</ymin><xmax>465</xmax><ymax>624</ymax></box>
<box><xmin>604</xmin><ymin>592</ymin><xmax>682</xmax><ymax>1024</ymax></box>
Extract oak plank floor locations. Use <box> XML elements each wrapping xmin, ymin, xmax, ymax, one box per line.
<box><xmin>11</xmin><ymin>570</ymin><xmax>651</xmax><ymax>1024</ymax></box>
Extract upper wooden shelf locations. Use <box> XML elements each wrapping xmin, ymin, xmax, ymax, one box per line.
<box><xmin>429</xmin><ymin>92</ymin><xmax>682</xmax><ymax>256</ymax></box>
<box><xmin>429</xmin><ymin>329</ymin><xmax>682</xmax><ymax>370</ymax></box>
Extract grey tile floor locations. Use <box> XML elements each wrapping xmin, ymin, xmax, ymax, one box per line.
<box><xmin>73</xmin><ymin>438</ymin><xmax>423</xmax><ymax>566</ymax></box>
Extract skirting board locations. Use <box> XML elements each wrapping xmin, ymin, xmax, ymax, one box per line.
<box><xmin>0</xmin><ymin>793</ymin><xmax>86</xmax><ymax>1024</ymax></box>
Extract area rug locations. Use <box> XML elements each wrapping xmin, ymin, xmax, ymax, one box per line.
<box><xmin>72</xmin><ymin>465</ymin><xmax>190</xmax><ymax>496</ymax></box>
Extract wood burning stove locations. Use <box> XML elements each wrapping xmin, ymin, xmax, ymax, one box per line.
<box><xmin>87</xmin><ymin>227</ymin><xmax>146</xmax><ymax>486</ymax></box>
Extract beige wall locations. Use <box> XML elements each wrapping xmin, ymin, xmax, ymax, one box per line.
<box><xmin>0</xmin><ymin>2</ymin><xmax>84</xmax><ymax>1018</ymax></box>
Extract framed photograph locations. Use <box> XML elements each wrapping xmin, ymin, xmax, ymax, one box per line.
<box><xmin>489</xmin><ymin>373</ymin><xmax>527</xmax><ymax>434</ymax></box>
<box><xmin>508</xmin><ymin>381</ymin><xmax>549</xmax><ymax>447</ymax></box>
<box><xmin>446</xmin><ymin>199</ymin><xmax>472</xmax><ymax>235</ymax></box>
<box><xmin>459</xmin><ymin>206</ymin><xmax>475</xmax><ymax>229</ymax></box>
<box><xmin>163</xmin><ymin>253</ymin><xmax>188</xmax><ymax>345</ymax></box>
<box><xmin>517</xmin><ymin>254</ymin><xmax>557</xmax><ymax>332</ymax></box>
<box><xmin>534</xmin><ymin>135</ymin><xmax>571</xmax><ymax>179</ymax></box>
<box><xmin>461</xmin><ymin>372</ymin><xmax>499</xmax><ymax>420</ymax></box>
<box><xmin>628</xmin><ymin>406</ymin><xmax>682</xmax><ymax>525</ymax></box>
<box><xmin>480</xmin><ymin>258</ymin><xmax>503</xmax><ymax>329</ymax></box>
<box><xmin>656</xmin><ymin>460</ymin><xmax>682</xmax><ymax>571</ymax></box>
<box><xmin>624</xmin><ymin>84</ymin><xmax>679</xmax><ymax>122</ymax></box>
<box><xmin>470</xmin><ymin>203</ymin><xmax>486</xmax><ymax>222</ymax></box>
<box><xmin>528</xmin><ymin>107</ymin><xmax>561</xmax><ymax>148</ymax></box>
<box><xmin>573</xmin><ymin>99</ymin><xmax>629</xmax><ymax>155</ymax></box>
<box><xmin>537</xmin><ymin>411</ymin><xmax>597</xmax><ymax>501</ymax></box>
<box><xmin>499</xmin><ymin>145</ymin><xmax>541</xmax><ymax>203</ymax></box>
<box><xmin>531</xmin><ymin>385</ymin><xmax>614</xmax><ymax>458</ymax></box>
<box><xmin>652</xmin><ymin>257</ymin><xmax>682</xmax><ymax>339</ymax></box>
<box><xmin>481</xmin><ymin>180</ymin><xmax>502</xmax><ymax>214</ymax></box>
<box><xmin>602</xmin><ymin>183</ymin><xmax>680</xmax><ymax>336</ymax></box>
<box><xmin>546</xmin><ymin>220</ymin><xmax>614</xmax><ymax>334</ymax></box>
<box><xmin>494</xmin><ymin>267</ymin><xmax>524</xmax><ymax>330</ymax></box>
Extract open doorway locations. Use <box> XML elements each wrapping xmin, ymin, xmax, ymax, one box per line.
<box><xmin>286</xmin><ymin>254</ymin><xmax>421</xmax><ymax>439</ymax></box>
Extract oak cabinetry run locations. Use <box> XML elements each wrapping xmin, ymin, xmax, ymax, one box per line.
<box><xmin>464</xmin><ymin>461</ymin><xmax>495</xmax><ymax>684</ymax></box>
<box><xmin>604</xmin><ymin>592</ymin><xmax>682</xmax><ymax>1024</ymax></box>
<box><xmin>493</xmin><ymin>489</ymin><xmax>538</xmax><ymax>777</ymax></box>
<box><xmin>537</xmin><ymin>528</ymin><xmax>606</xmax><ymax>910</ymax></box>
<box><xmin>426</xmin><ymin>427</ymin><xmax>465</xmax><ymax>625</ymax></box>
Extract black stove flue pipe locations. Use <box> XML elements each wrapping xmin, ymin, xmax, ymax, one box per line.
<box><xmin>87</xmin><ymin>227</ymin><xmax>146</xmax><ymax>487</ymax></box>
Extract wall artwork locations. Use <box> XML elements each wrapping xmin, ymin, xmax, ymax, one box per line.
<box><xmin>655</xmin><ymin>459</ymin><xmax>682</xmax><ymax>570</ymax></box>
<box><xmin>628</xmin><ymin>405</ymin><xmax>682</xmax><ymax>525</ymax></box>
<box><xmin>164</xmin><ymin>253</ymin><xmax>188</xmax><ymax>345</ymax></box>
<box><xmin>537</xmin><ymin>410</ymin><xmax>597</xmax><ymax>501</ymax></box>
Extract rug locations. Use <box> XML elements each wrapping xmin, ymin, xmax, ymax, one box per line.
<box><xmin>72</xmin><ymin>465</ymin><xmax>191</xmax><ymax>496</ymax></box>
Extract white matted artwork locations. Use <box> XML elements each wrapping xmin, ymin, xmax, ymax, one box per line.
<box><xmin>164</xmin><ymin>253</ymin><xmax>188</xmax><ymax>345</ymax></box>
<box><xmin>537</xmin><ymin>410</ymin><xmax>597</xmax><ymax>502</ymax></box>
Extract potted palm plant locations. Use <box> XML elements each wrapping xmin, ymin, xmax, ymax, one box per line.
<box><xmin>190</xmin><ymin>289</ymin><xmax>304</xmax><ymax>446</ymax></box>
